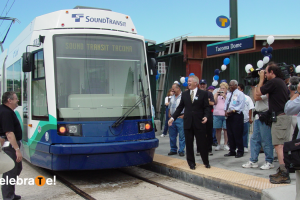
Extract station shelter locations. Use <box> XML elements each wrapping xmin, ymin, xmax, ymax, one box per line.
<box><xmin>154</xmin><ymin>35</ymin><xmax>300</xmax><ymax>125</ymax></box>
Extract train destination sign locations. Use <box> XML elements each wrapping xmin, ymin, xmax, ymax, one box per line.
<box><xmin>206</xmin><ymin>35</ymin><xmax>255</xmax><ymax>58</ymax></box>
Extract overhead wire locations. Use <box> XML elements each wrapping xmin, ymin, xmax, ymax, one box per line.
<box><xmin>0</xmin><ymin>0</ymin><xmax>16</xmax><ymax>28</ymax></box>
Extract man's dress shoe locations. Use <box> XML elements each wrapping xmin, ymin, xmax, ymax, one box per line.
<box><xmin>189</xmin><ymin>165</ymin><xmax>196</xmax><ymax>170</ymax></box>
<box><xmin>235</xmin><ymin>154</ymin><xmax>243</xmax><ymax>158</ymax></box>
<box><xmin>224</xmin><ymin>152</ymin><xmax>236</xmax><ymax>157</ymax></box>
<box><xmin>13</xmin><ymin>195</ymin><xmax>21</xmax><ymax>200</ymax></box>
<box><xmin>205</xmin><ymin>164</ymin><xmax>211</xmax><ymax>168</ymax></box>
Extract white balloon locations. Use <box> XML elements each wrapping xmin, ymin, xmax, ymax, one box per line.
<box><xmin>267</xmin><ymin>35</ymin><xmax>275</xmax><ymax>45</ymax></box>
<box><xmin>245</xmin><ymin>64</ymin><xmax>253</xmax><ymax>73</ymax></box>
<box><xmin>296</xmin><ymin>65</ymin><xmax>300</xmax><ymax>74</ymax></box>
<box><xmin>221</xmin><ymin>64</ymin><xmax>227</xmax><ymax>71</ymax></box>
<box><xmin>212</xmin><ymin>81</ymin><xmax>218</xmax><ymax>86</ymax></box>
<box><xmin>174</xmin><ymin>81</ymin><xmax>180</xmax><ymax>85</ymax></box>
<box><xmin>180</xmin><ymin>77</ymin><xmax>185</xmax><ymax>84</ymax></box>
<box><xmin>263</xmin><ymin>56</ymin><xmax>270</xmax><ymax>64</ymax></box>
<box><xmin>257</xmin><ymin>60</ymin><xmax>264</xmax><ymax>68</ymax></box>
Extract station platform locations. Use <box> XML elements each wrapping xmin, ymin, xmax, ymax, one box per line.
<box><xmin>142</xmin><ymin>135</ymin><xmax>297</xmax><ymax>200</ymax></box>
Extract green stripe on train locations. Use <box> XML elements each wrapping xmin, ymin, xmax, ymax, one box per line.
<box><xmin>15</xmin><ymin>111</ymin><xmax>57</xmax><ymax>157</ymax></box>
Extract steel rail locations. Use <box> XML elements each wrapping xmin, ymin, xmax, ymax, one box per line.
<box><xmin>48</xmin><ymin>171</ymin><xmax>96</xmax><ymax>200</ymax></box>
<box><xmin>120</xmin><ymin>169</ymin><xmax>204</xmax><ymax>200</ymax></box>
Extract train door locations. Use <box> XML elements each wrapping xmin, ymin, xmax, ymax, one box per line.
<box><xmin>25</xmin><ymin>50</ymin><xmax>49</xmax><ymax>164</ymax></box>
<box><xmin>22</xmin><ymin>71</ymin><xmax>30</xmax><ymax>160</ymax></box>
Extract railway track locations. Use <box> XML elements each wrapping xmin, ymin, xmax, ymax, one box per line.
<box><xmin>49</xmin><ymin>168</ymin><xmax>204</xmax><ymax>200</ymax></box>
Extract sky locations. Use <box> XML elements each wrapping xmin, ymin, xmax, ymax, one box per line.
<box><xmin>0</xmin><ymin>0</ymin><xmax>300</xmax><ymax>50</ymax></box>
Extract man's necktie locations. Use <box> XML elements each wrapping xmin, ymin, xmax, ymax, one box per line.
<box><xmin>191</xmin><ymin>90</ymin><xmax>194</xmax><ymax>103</ymax></box>
<box><xmin>225</xmin><ymin>92</ymin><xmax>233</xmax><ymax>111</ymax></box>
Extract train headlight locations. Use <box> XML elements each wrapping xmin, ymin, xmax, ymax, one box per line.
<box><xmin>145</xmin><ymin>123</ymin><xmax>151</xmax><ymax>130</ymax></box>
<box><xmin>66</xmin><ymin>124</ymin><xmax>81</xmax><ymax>136</ymax></box>
<box><xmin>139</xmin><ymin>123</ymin><xmax>145</xmax><ymax>131</ymax></box>
<box><xmin>138</xmin><ymin>122</ymin><xmax>153</xmax><ymax>133</ymax></box>
<box><xmin>57</xmin><ymin>124</ymin><xmax>82</xmax><ymax>136</ymax></box>
<box><xmin>58</xmin><ymin>126</ymin><xmax>66</xmax><ymax>135</ymax></box>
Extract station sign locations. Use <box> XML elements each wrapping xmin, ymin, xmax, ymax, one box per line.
<box><xmin>216</xmin><ymin>15</ymin><xmax>230</xmax><ymax>28</ymax></box>
<box><xmin>206</xmin><ymin>35</ymin><xmax>256</xmax><ymax>58</ymax></box>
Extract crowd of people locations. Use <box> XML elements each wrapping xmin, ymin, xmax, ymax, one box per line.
<box><xmin>162</xmin><ymin>62</ymin><xmax>299</xmax><ymax>199</ymax></box>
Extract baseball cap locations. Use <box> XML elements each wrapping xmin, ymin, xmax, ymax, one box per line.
<box><xmin>200</xmin><ymin>79</ymin><xmax>207</xmax><ymax>84</ymax></box>
<box><xmin>207</xmin><ymin>86</ymin><xmax>215</xmax><ymax>90</ymax></box>
<box><xmin>220</xmin><ymin>79</ymin><xmax>227</xmax><ymax>83</ymax></box>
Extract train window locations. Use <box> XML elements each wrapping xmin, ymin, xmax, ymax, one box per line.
<box><xmin>33</xmin><ymin>51</ymin><xmax>45</xmax><ymax>79</ymax></box>
<box><xmin>32</xmin><ymin>50</ymin><xmax>48</xmax><ymax>120</ymax></box>
<box><xmin>6</xmin><ymin>59</ymin><xmax>22</xmax><ymax>105</ymax></box>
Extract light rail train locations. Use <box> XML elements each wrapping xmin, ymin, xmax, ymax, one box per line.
<box><xmin>0</xmin><ymin>6</ymin><xmax>158</xmax><ymax>170</ymax></box>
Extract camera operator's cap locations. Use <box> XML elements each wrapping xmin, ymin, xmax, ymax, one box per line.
<box><xmin>207</xmin><ymin>86</ymin><xmax>215</xmax><ymax>90</ymax></box>
<box><xmin>220</xmin><ymin>79</ymin><xmax>227</xmax><ymax>83</ymax></box>
<box><xmin>200</xmin><ymin>79</ymin><xmax>207</xmax><ymax>84</ymax></box>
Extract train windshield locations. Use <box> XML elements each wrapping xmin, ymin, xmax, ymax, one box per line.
<box><xmin>53</xmin><ymin>34</ymin><xmax>151</xmax><ymax>121</ymax></box>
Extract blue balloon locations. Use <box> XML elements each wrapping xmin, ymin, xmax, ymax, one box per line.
<box><xmin>267</xmin><ymin>46</ymin><xmax>273</xmax><ymax>54</ymax></box>
<box><xmin>183</xmin><ymin>82</ymin><xmax>188</xmax><ymax>87</ymax></box>
<box><xmin>185</xmin><ymin>77</ymin><xmax>188</xmax><ymax>82</ymax></box>
<box><xmin>156</xmin><ymin>75</ymin><xmax>159</xmax><ymax>80</ymax></box>
<box><xmin>189</xmin><ymin>73</ymin><xmax>195</xmax><ymax>76</ymax></box>
<box><xmin>214</xmin><ymin>75</ymin><xmax>219</xmax><ymax>81</ymax></box>
<box><xmin>267</xmin><ymin>53</ymin><xmax>272</xmax><ymax>59</ymax></box>
<box><xmin>214</xmin><ymin>69</ymin><xmax>220</xmax><ymax>75</ymax></box>
<box><xmin>223</xmin><ymin>58</ymin><xmax>230</xmax><ymax>65</ymax></box>
<box><xmin>261</xmin><ymin>47</ymin><xmax>268</xmax><ymax>56</ymax></box>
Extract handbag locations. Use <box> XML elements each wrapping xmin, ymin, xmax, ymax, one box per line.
<box><xmin>283</xmin><ymin>138</ymin><xmax>300</xmax><ymax>173</ymax></box>
<box><xmin>258</xmin><ymin>111</ymin><xmax>272</xmax><ymax>126</ymax></box>
<box><xmin>0</xmin><ymin>144</ymin><xmax>15</xmax><ymax>174</ymax></box>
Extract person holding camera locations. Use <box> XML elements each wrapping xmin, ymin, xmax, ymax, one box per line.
<box><xmin>284</xmin><ymin>82</ymin><xmax>300</xmax><ymax>200</ymax></box>
<box><xmin>213</xmin><ymin>82</ymin><xmax>229</xmax><ymax>151</ymax></box>
<box><xmin>242</xmin><ymin>85</ymin><xmax>274</xmax><ymax>170</ymax></box>
<box><xmin>256</xmin><ymin>61</ymin><xmax>292</xmax><ymax>184</ymax></box>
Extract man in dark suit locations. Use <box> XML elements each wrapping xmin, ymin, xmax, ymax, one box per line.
<box><xmin>168</xmin><ymin>75</ymin><xmax>210</xmax><ymax>170</ymax></box>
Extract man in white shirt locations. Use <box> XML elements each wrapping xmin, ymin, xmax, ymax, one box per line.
<box><xmin>238</xmin><ymin>84</ymin><xmax>254</xmax><ymax>153</ymax></box>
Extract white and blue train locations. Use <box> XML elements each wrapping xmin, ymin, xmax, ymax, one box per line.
<box><xmin>0</xmin><ymin>6</ymin><xmax>158</xmax><ymax>170</ymax></box>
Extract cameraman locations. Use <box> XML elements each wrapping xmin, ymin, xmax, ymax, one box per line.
<box><xmin>256</xmin><ymin>61</ymin><xmax>292</xmax><ymax>184</ymax></box>
<box><xmin>284</xmin><ymin>83</ymin><xmax>300</xmax><ymax>200</ymax></box>
<box><xmin>288</xmin><ymin>76</ymin><xmax>300</xmax><ymax>140</ymax></box>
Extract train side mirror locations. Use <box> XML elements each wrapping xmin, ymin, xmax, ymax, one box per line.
<box><xmin>22</xmin><ymin>52</ymin><xmax>33</xmax><ymax>72</ymax></box>
<box><xmin>149</xmin><ymin>58</ymin><xmax>157</xmax><ymax>75</ymax></box>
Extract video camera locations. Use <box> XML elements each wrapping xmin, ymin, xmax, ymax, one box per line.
<box><xmin>244</xmin><ymin>63</ymin><xmax>297</xmax><ymax>86</ymax></box>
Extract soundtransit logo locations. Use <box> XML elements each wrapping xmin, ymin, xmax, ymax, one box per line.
<box><xmin>72</xmin><ymin>14</ymin><xmax>84</xmax><ymax>22</ymax></box>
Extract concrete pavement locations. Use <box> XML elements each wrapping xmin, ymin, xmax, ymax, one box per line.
<box><xmin>144</xmin><ymin>134</ymin><xmax>297</xmax><ymax>200</ymax></box>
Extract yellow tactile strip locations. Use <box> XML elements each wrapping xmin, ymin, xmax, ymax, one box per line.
<box><xmin>153</xmin><ymin>154</ymin><xmax>287</xmax><ymax>193</ymax></box>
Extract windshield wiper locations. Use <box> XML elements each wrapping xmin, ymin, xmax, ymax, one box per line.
<box><xmin>111</xmin><ymin>75</ymin><xmax>148</xmax><ymax>128</ymax></box>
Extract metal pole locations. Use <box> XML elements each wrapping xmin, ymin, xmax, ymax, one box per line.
<box><xmin>229</xmin><ymin>0</ymin><xmax>239</xmax><ymax>81</ymax></box>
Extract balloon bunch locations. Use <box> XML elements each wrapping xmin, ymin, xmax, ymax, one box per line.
<box><xmin>296</xmin><ymin>65</ymin><xmax>300</xmax><ymax>74</ymax></box>
<box><xmin>260</xmin><ymin>35</ymin><xmax>275</xmax><ymax>66</ymax></box>
<box><xmin>211</xmin><ymin>58</ymin><xmax>230</xmax><ymax>86</ymax></box>
<box><xmin>245</xmin><ymin>36</ymin><xmax>275</xmax><ymax>73</ymax></box>
<box><xmin>180</xmin><ymin>73</ymin><xmax>195</xmax><ymax>87</ymax></box>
